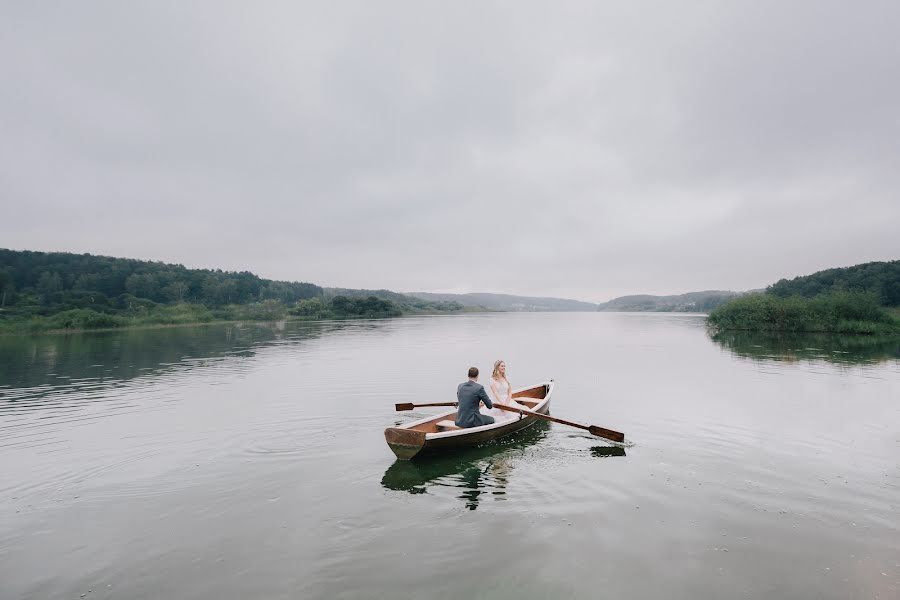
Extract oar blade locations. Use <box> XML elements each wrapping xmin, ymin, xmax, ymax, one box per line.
<box><xmin>395</xmin><ymin>403</ymin><xmax>415</xmax><ymax>411</ymax></box>
<box><xmin>588</xmin><ymin>425</ymin><xmax>625</xmax><ymax>443</ymax></box>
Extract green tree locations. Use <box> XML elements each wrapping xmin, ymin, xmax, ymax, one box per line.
<box><xmin>0</xmin><ymin>269</ymin><xmax>13</xmax><ymax>307</ymax></box>
<box><xmin>163</xmin><ymin>281</ymin><xmax>189</xmax><ymax>302</ymax></box>
<box><xmin>291</xmin><ymin>297</ymin><xmax>328</xmax><ymax>317</ymax></box>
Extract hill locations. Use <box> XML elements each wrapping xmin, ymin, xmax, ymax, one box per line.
<box><xmin>409</xmin><ymin>292</ymin><xmax>598</xmax><ymax>312</ymax></box>
<box><xmin>596</xmin><ymin>290</ymin><xmax>742</xmax><ymax>312</ymax></box>
<box><xmin>768</xmin><ymin>260</ymin><xmax>900</xmax><ymax>306</ymax></box>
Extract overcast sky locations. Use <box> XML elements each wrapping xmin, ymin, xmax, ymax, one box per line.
<box><xmin>2</xmin><ymin>1</ymin><xmax>898</xmax><ymax>302</ymax></box>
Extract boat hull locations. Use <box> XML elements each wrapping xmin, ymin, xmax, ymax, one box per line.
<box><xmin>385</xmin><ymin>381</ymin><xmax>553</xmax><ymax>460</ymax></box>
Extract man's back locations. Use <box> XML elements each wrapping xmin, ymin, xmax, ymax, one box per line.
<box><xmin>456</xmin><ymin>380</ymin><xmax>494</xmax><ymax>428</ymax></box>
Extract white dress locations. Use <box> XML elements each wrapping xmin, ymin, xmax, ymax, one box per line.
<box><xmin>481</xmin><ymin>377</ymin><xmax>526</xmax><ymax>420</ymax></box>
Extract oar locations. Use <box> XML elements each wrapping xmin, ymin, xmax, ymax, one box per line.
<box><xmin>491</xmin><ymin>403</ymin><xmax>625</xmax><ymax>443</ymax></box>
<box><xmin>395</xmin><ymin>401</ymin><xmax>625</xmax><ymax>443</ymax></box>
<box><xmin>395</xmin><ymin>402</ymin><xmax>458</xmax><ymax>411</ymax></box>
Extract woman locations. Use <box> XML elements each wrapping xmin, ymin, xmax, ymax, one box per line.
<box><xmin>482</xmin><ymin>359</ymin><xmax>527</xmax><ymax>420</ymax></box>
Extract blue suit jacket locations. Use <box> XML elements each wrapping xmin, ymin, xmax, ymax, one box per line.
<box><xmin>455</xmin><ymin>380</ymin><xmax>495</xmax><ymax>428</ymax></box>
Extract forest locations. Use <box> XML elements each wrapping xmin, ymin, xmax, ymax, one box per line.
<box><xmin>767</xmin><ymin>260</ymin><xmax>900</xmax><ymax>306</ymax></box>
<box><xmin>0</xmin><ymin>249</ymin><xmax>429</xmax><ymax>333</ymax></box>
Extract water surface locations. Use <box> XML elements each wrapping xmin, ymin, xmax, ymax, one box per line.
<box><xmin>1</xmin><ymin>314</ymin><xmax>898</xmax><ymax>599</ymax></box>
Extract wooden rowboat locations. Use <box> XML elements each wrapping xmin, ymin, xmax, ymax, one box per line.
<box><xmin>384</xmin><ymin>380</ymin><xmax>554</xmax><ymax>460</ymax></box>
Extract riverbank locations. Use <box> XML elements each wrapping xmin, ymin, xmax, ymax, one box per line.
<box><xmin>0</xmin><ymin>303</ymin><xmax>489</xmax><ymax>336</ymax></box>
<box><xmin>707</xmin><ymin>291</ymin><xmax>900</xmax><ymax>334</ymax></box>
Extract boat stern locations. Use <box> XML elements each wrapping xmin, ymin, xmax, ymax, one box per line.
<box><xmin>384</xmin><ymin>427</ymin><xmax>427</xmax><ymax>460</ymax></box>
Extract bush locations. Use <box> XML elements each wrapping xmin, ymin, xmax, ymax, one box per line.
<box><xmin>134</xmin><ymin>304</ymin><xmax>216</xmax><ymax>325</ymax></box>
<box><xmin>708</xmin><ymin>291</ymin><xmax>899</xmax><ymax>333</ymax></box>
<box><xmin>289</xmin><ymin>297</ymin><xmax>329</xmax><ymax>318</ymax></box>
<box><xmin>44</xmin><ymin>309</ymin><xmax>126</xmax><ymax>331</ymax></box>
<box><xmin>226</xmin><ymin>301</ymin><xmax>287</xmax><ymax>321</ymax></box>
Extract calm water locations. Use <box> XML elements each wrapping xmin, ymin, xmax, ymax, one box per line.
<box><xmin>1</xmin><ymin>313</ymin><xmax>898</xmax><ymax>600</ymax></box>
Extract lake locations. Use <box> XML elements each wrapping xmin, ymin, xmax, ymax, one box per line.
<box><xmin>1</xmin><ymin>313</ymin><xmax>898</xmax><ymax>599</ymax></box>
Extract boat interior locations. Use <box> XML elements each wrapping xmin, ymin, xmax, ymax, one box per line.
<box><xmin>406</xmin><ymin>384</ymin><xmax>548</xmax><ymax>434</ymax></box>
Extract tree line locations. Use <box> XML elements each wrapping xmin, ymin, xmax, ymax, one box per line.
<box><xmin>291</xmin><ymin>295</ymin><xmax>402</xmax><ymax>319</ymax></box>
<box><xmin>767</xmin><ymin>260</ymin><xmax>900</xmax><ymax>306</ymax></box>
<box><xmin>0</xmin><ymin>249</ymin><xmax>467</xmax><ymax>333</ymax></box>
<box><xmin>0</xmin><ymin>249</ymin><xmax>322</xmax><ymax>315</ymax></box>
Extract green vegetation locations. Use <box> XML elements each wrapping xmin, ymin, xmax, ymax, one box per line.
<box><xmin>699</xmin><ymin>261</ymin><xmax>900</xmax><ymax>326</ymax></box>
<box><xmin>325</xmin><ymin>288</ymin><xmax>466</xmax><ymax>313</ymax></box>
<box><xmin>709</xmin><ymin>261</ymin><xmax>900</xmax><ymax>334</ymax></box>
<box><xmin>709</xmin><ymin>291</ymin><xmax>900</xmax><ymax>334</ymax></box>
<box><xmin>708</xmin><ymin>291</ymin><xmax>899</xmax><ymax>333</ymax></box>
<box><xmin>0</xmin><ymin>249</ymin><xmax>462</xmax><ymax>334</ymax></box>
<box><xmin>291</xmin><ymin>295</ymin><xmax>402</xmax><ymax>319</ymax></box>
<box><xmin>768</xmin><ymin>260</ymin><xmax>900</xmax><ymax>306</ymax></box>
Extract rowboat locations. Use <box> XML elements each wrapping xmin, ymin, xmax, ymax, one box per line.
<box><xmin>384</xmin><ymin>380</ymin><xmax>554</xmax><ymax>460</ymax></box>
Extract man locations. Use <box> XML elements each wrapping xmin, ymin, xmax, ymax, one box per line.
<box><xmin>455</xmin><ymin>366</ymin><xmax>495</xmax><ymax>428</ymax></box>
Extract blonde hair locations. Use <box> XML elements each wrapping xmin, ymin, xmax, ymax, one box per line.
<box><xmin>492</xmin><ymin>360</ymin><xmax>507</xmax><ymax>381</ymax></box>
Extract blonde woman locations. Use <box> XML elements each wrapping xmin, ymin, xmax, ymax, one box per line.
<box><xmin>482</xmin><ymin>360</ymin><xmax>527</xmax><ymax>420</ymax></box>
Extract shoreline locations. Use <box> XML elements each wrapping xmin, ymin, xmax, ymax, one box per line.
<box><xmin>4</xmin><ymin>309</ymin><xmax>897</xmax><ymax>338</ymax></box>
<box><xmin>707</xmin><ymin>325</ymin><xmax>900</xmax><ymax>336</ymax></box>
<box><xmin>0</xmin><ymin>311</ymin><xmax>495</xmax><ymax>337</ymax></box>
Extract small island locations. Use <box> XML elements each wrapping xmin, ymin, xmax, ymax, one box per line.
<box><xmin>707</xmin><ymin>261</ymin><xmax>900</xmax><ymax>334</ymax></box>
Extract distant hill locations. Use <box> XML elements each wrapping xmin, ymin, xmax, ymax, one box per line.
<box><xmin>768</xmin><ymin>260</ymin><xmax>900</xmax><ymax>306</ymax></box>
<box><xmin>596</xmin><ymin>290</ymin><xmax>742</xmax><ymax>312</ymax></box>
<box><xmin>409</xmin><ymin>292</ymin><xmax>598</xmax><ymax>312</ymax></box>
<box><xmin>324</xmin><ymin>288</ymin><xmax>466</xmax><ymax>313</ymax></box>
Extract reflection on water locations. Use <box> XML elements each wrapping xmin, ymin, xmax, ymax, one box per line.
<box><xmin>0</xmin><ymin>321</ymin><xmax>337</xmax><ymax>390</ymax></box>
<box><xmin>382</xmin><ymin>423</ymin><xmax>551</xmax><ymax>509</ymax></box>
<box><xmin>590</xmin><ymin>445</ymin><xmax>627</xmax><ymax>458</ymax></box>
<box><xmin>0</xmin><ymin>320</ymin><xmax>375</xmax><ymax>416</ymax></box>
<box><xmin>709</xmin><ymin>329</ymin><xmax>900</xmax><ymax>365</ymax></box>
<box><xmin>2</xmin><ymin>312</ymin><xmax>898</xmax><ymax>600</ymax></box>
<box><xmin>0</xmin><ymin>320</ymin><xmax>388</xmax><ymax>454</ymax></box>
<box><xmin>382</xmin><ymin>422</ymin><xmax>625</xmax><ymax>509</ymax></box>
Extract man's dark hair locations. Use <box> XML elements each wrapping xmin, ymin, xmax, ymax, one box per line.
<box><xmin>467</xmin><ymin>366</ymin><xmax>479</xmax><ymax>378</ymax></box>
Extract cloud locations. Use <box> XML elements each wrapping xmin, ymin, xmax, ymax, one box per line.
<box><xmin>2</xmin><ymin>1</ymin><xmax>898</xmax><ymax>302</ymax></box>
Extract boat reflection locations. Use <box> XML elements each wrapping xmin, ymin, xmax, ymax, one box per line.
<box><xmin>381</xmin><ymin>421</ymin><xmax>551</xmax><ymax>509</ymax></box>
<box><xmin>382</xmin><ymin>422</ymin><xmax>626</xmax><ymax>509</ymax></box>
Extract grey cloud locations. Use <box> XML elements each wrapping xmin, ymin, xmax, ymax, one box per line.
<box><xmin>2</xmin><ymin>1</ymin><xmax>898</xmax><ymax>301</ymax></box>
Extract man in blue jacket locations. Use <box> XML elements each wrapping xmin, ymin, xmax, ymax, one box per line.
<box><xmin>455</xmin><ymin>366</ymin><xmax>495</xmax><ymax>428</ymax></box>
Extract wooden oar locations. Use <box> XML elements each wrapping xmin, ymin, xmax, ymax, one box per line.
<box><xmin>491</xmin><ymin>403</ymin><xmax>625</xmax><ymax>443</ymax></box>
<box><xmin>395</xmin><ymin>402</ymin><xmax>458</xmax><ymax>411</ymax></box>
<box><xmin>395</xmin><ymin>401</ymin><xmax>625</xmax><ymax>443</ymax></box>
